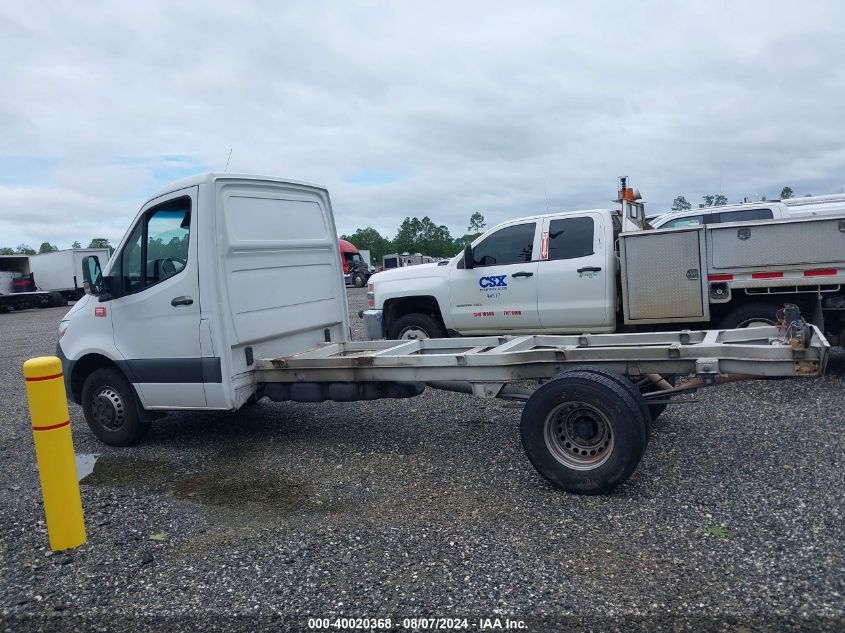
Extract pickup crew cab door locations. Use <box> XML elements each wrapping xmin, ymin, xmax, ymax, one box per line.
<box><xmin>109</xmin><ymin>187</ymin><xmax>206</xmax><ymax>407</ymax></box>
<box><xmin>448</xmin><ymin>221</ymin><xmax>541</xmax><ymax>332</ymax></box>
<box><xmin>537</xmin><ymin>212</ymin><xmax>611</xmax><ymax>330</ymax></box>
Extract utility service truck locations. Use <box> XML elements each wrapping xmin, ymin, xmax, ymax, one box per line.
<box><xmin>58</xmin><ymin>173</ymin><xmax>829</xmax><ymax>495</ymax></box>
<box><xmin>362</xmin><ymin>181</ymin><xmax>845</xmax><ymax>345</ymax></box>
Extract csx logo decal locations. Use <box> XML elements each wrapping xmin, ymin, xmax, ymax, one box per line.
<box><xmin>479</xmin><ymin>275</ymin><xmax>508</xmax><ymax>288</ymax></box>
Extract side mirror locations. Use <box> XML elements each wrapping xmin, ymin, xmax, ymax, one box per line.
<box><xmin>463</xmin><ymin>243</ymin><xmax>474</xmax><ymax>270</ymax></box>
<box><xmin>81</xmin><ymin>255</ymin><xmax>103</xmax><ymax>295</ymax></box>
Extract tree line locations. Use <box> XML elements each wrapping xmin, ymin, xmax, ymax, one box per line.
<box><xmin>670</xmin><ymin>186</ymin><xmax>801</xmax><ymax>211</ymax></box>
<box><xmin>0</xmin><ymin>238</ymin><xmax>113</xmax><ymax>256</ymax></box>
<box><xmin>342</xmin><ymin>211</ymin><xmax>487</xmax><ymax>263</ymax></box>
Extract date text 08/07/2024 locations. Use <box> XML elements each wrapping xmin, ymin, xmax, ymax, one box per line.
<box><xmin>306</xmin><ymin>617</ymin><xmax>528</xmax><ymax>630</ymax></box>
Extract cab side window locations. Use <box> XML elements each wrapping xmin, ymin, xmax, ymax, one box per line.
<box><xmin>472</xmin><ymin>222</ymin><xmax>536</xmax><ymax>267</ymax></box>
<box><xmin>661</xmin><ymin>215</ymin><xmax>706</xmax><ymax>229</ymax></box>
<box><xmin>547</xmin><ymin>217</ymin><xmax>594</xmax><ymax>260</ymax></box>
<box><xmin>713</xmin><ymin>208</ymin><xmax>773</xmax><ymax>223</ymax></box>
<box><xmin>119</xmin><ymin>197</ymin><xmax>191</xmax><ymax>294</ymax></box>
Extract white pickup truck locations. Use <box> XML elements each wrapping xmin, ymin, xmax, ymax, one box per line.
<box><xmin>649</xmin><ymin>195</ymin><xmax>845</xmax><ymax>230</ymax></box>
<box><xmin>362</xmin><ymin>195</ymin><xmax>845</xmax><ymax>345</ymax></box>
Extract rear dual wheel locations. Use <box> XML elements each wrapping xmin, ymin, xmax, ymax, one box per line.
<box><xmin>520</xmin><ymin>370</ymin><xmax>647</xmax><ymax>495</ymax></box>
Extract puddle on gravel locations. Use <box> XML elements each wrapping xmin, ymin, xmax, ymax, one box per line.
<box><xmin>79</xmin><ymin>455</ymin><xmax>318</xmax><ymax>516</ymax></box>
<box><xmin>75</xmin><ymin>453</ymin><xmax>99</xmax><ymax>481</ymax></box>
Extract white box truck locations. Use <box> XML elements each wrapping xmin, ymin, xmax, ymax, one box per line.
<box><xmin>29</xmin><ymin>248</ymin><xmax>111</xmax><ymax>300</ymax></box>
<box><xmin>57</xmin><ymin>173</ymin><xmax>829</xmax><ymax>494</ymax></box>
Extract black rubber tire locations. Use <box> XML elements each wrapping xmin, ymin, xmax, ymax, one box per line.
<box><xmin>388</xmin><ymin>313</ymin><xmax>446</xmax><ymax>340</ymax></box>
<box><xmin>520</xmin><ymin>371</ymin><xmax>647</xmax><ymax>494</ymax></box>
<box><xmin>81</xmin><ymin>367</ymin><xmax>151</xmax><ymax>446</ymax></box>
<box><xmin>352</xmin><ymin>272</ymin><xmax>367</xmax><ymax>288</ymax></box>
<box><xmin>719</xmin><ymin>302</ymin><xmax>782</xmax><ymax>329</ymax></box>
<box><xmin>555</xmin><ymin>365</ymin><xmax>651</xmax><ymax>447</ymax></box>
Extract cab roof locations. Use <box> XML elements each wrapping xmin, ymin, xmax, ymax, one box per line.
<box><xmin>149</xmin><ymin>172</ymin><xmax>326</xmax><ymax>201</ymax></box>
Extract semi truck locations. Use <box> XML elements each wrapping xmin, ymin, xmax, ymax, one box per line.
<box><xmin>339</xmin><ymin>239</ymin><xmax>370</xmax><ymax>287</ymax></box>
<box><xmin>362</xmin><ymin>182</ymin><xmax>845</xmax><ymax>345</ymax></box>
<box><xmin>57</xmin><ymin>173</ymin><xmax>829</xmax><ymax>495</ymax></box>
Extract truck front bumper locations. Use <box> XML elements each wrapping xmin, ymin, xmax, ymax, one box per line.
<box><xmin>361</xmin><ymin>309</ymin><xmax>384</xmax><ymax>340</ymax></box>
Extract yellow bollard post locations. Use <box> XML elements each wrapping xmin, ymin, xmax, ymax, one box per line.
<box><xmin>23</xmin><ymin>356</ymin><xmax>86</xmax><ymax>551</ymax></box>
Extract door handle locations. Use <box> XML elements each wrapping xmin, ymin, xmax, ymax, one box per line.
<box><xmin>577</xmin><ymin>267</ymin><xmax>602</xmax><ymax>273</ymax></box>
<box><xmin>511</xmin><ymin>271</ymin><xmax>534</xmax><ymax>278</ymax></box>
<box><xmin>171</xmin><ymin>296</ymin><xmax>194</xmax><ymax>306</ymax></box>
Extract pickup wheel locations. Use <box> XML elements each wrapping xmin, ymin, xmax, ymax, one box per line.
<box><xmin>388</xmin><ymin>313</ymin><xmax>446</xmax><ymax>340</ymax></box>
<box><xmin>352</xmin><ymin>272</ymin><xmax>367</xmax><ymax>288</ymax></box>
<box><xmin>81</xmin><ymin>368</ymin><xmax>150</xmax><ymax>446</ymax></box>
<box><xmin>719</xmin><ymin>302</ymin><xmax>782</xmax><ymax>329</ymax></box>
<box><xmin>520</xmin><ymin>371</ymin><xmax>646</xmax><ymax>494</ymax></box>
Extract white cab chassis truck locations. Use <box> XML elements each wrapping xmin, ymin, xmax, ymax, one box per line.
<box><xmin>362</xmin><ymin>196</ymin><xmax>845</xmax><ymax>345</ymax></box>
<box><xmin>59</xmin><ymin>173</ymin><xmax>829</xmax><ymax>494</ymax></box>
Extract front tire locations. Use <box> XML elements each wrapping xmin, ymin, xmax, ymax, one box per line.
<box><xmin>388</xmin><ymin>313</ymin><xmax>446</xmax><ymax>340</ymax></box>
<box><xmin>520</xmin><ymin>371</ymin><xmax>647</xmax><ymax>494</ymax></box>
<box><xmin>352</xmin><ymin>272</ymin><xmax>367</xmax><ymax>288</ymax></box>
<box><xmin>81</xmin><ymin>368</ymin><xmax>150</xmax><ymax>446</ymax></box>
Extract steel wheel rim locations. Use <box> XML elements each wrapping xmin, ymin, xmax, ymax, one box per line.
<box><xmin>740</xmin><ymin>318</ymin><xmax>775</xmax><ymax>328</ymax></box>
<box><xmin>91</xmin><ymin>386</ymin><xmax>126</xmax><ymax>431</ymax></box>
<box><xmin>544</xmin><ymin>401</ymin><xmax>614</xmax><ymax>470</ymax></box>
<box><xmin>399</xmin><ymin>326</ymin><xmax>429</xmax><ymax>340</ymax></box>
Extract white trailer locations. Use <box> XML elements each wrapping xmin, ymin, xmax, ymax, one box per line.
<box><xmin>58</xmin><ymin>173</ymin><xmax>830</xmax><ymax>495</ymax></box>
<box><xmin>0</xmin><ymin>255</ymin><xmax>56</xmax><ymax>312</ymax></box>
<box><xmin>29</xmin><ymin>248</ymin><xmax>111</xmax><ymax>300</ymax></box>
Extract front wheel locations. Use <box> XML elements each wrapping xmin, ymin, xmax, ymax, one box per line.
<box><xmin>388</xmin><ymin>313</ymin><xmax>446</xmax><ymax>340</ymax></box>
<box><xmin>520</xmin><ymin>371</ymin><xmax>647</xmax><ymax>494</ymax></box>
<box><xmin>81</xmin><ymin>368</ymin><xmax>150</xmax><ymax>446</ymax></box>
<box><xmin>352</xmin><ymin>272</ymin><xmax>367</xmax><ymax>288</ymax></box>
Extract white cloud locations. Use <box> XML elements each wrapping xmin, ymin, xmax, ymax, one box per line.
<box><xmin>1</xmin><ymin>0</ymin><xmax>844</xmax><ymax>249</ymax></box>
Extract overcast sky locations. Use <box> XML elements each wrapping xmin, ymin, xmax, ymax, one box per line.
<box><xmin>2</xmin><ymin>1</ymin><xmax>844</xmax><ymax>250</ymax></box>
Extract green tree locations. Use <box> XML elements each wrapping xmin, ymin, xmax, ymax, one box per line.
<box><xmin>38</xmin><ymin>242</ymin><xmax>58</xmax><ymax>254</ymax></box>
<box><xmin>671</xmin><ymin>196</ymin><xmax>691</xmax><ymax>211</ymax></box>
<box><xmin>88</xmin><ymin>238</ymin><xmax>111</xmax><ymax>249</ymax></box>
<box><xmin>71</xmin><ymin>241</ymin><xmax>82</xmax><ymax>249</ymax></box>
<box><xmin>780</xmin><ymin>186</ymin><xmax>793</xmax><ymax>199</ymax></box>
<box><xmin>700</xmin><ymin>194</ymin><xmax>728</xmax><ymax>208</ymax></box>
<box><xmin>392</xmin><ymin>216</ymin><xmax>456</xmax><ymax>258</ymax></box>
<box><xmin>468</xmin><ymin>211</ymin><xmax>486</xmax><ymax>233</ymax></box>
<box><xmin>15</xmin><ymin>244</ymin><xmax>36</xmax><ymax>255</ymax></box>
<box><xmin>341</xmin><ymin>227</ymin><xmax>391</xmax><ymax>263</ymax></box>
<box><xmin>0</xmin><ymin>247</ymin><xmax>14</xmax><ymax>255</ymax></box>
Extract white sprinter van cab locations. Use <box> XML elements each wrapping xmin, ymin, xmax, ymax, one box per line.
<box><xmin>58</xmin><ymin>173</ymin><xmax>349</xmax><ymax>445</ymax></box>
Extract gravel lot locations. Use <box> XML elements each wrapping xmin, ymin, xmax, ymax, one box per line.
<box><xmin>1</xmin><ymin>289</ymin><xmax>843</xmax><ymax>631</ymax></box>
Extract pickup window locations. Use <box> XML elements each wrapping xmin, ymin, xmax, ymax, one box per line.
<box><xmin>472</xmin><ymin>222</ymin><xmax>536</xmax><ymax>267</ymax></box>
<box><xmin>547</xmin><ymin>217</ymin><xmax>594</xmax><ymax>260</ymax></box>
<box><xmin>713</xmin><ymin>208</ymin><xmax>773</xmax><ymax>223</ymax></box>
<box><xmin>661</xmin><ymin>214</ymin><xmax>706</xmax><ymax>229</ymax></box>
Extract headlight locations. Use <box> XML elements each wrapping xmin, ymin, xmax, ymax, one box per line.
<box><xmin>58</xmin><ymin>320</ymin><xmax>69</xmax><ymax>339</ymax></box>
<box><xmin>366</xmin><ymin>291</ymin><xmax>375</xmax><ymax>309</ymax></box>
